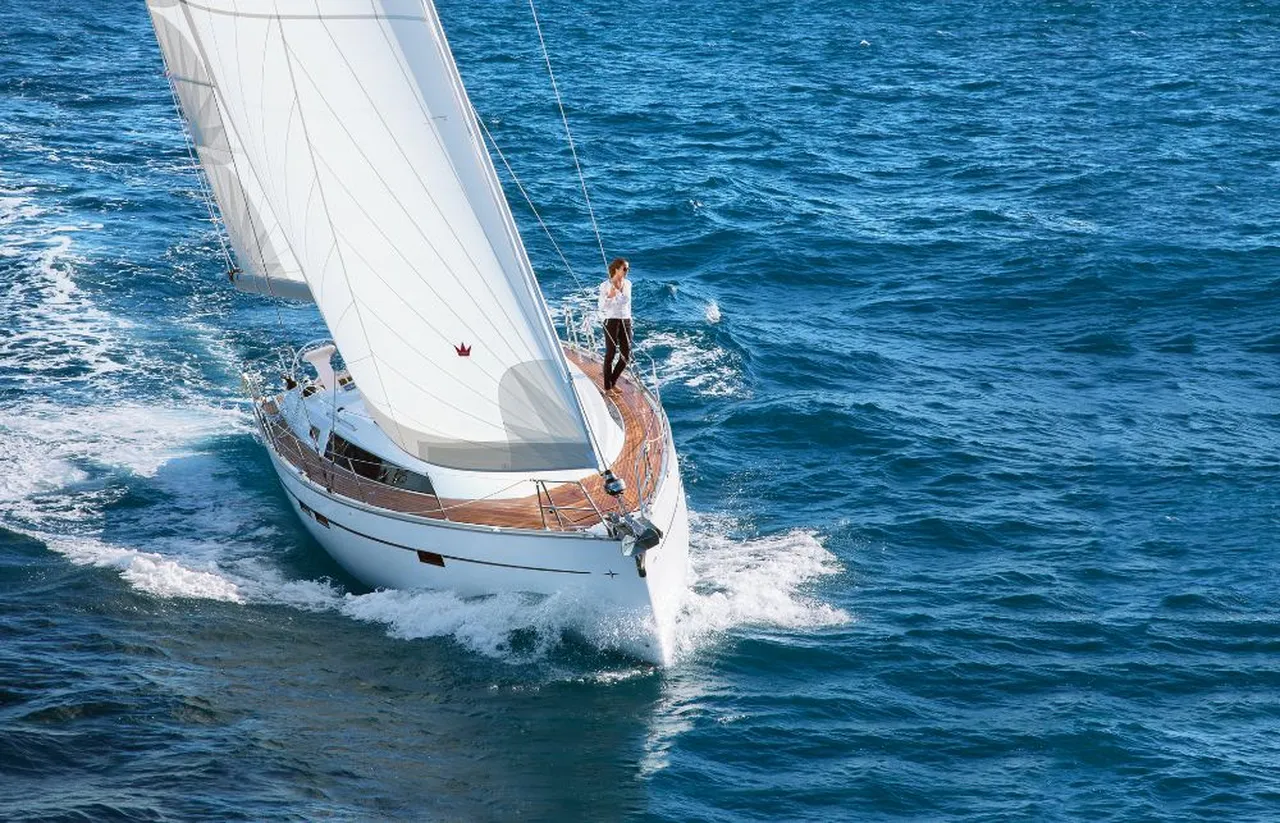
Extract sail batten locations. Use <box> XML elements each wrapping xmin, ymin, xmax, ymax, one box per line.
<box><xmin>148</xmin><ymin>0</ymin><xmax>600</xmax><ymax>472</ymax></box>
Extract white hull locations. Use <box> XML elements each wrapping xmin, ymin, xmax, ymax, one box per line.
<box><xmin>263</xmin><ymin>425</ymin><xmax>690</xmax><ymax>665</ymax></box>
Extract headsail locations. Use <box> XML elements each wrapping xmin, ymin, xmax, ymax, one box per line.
<box><xmin>147</xmin><ymin>0</ymin><xmax>600</xmax><ymax>472</ymax></box>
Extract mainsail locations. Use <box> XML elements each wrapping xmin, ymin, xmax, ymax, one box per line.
<box><xmin>147</xmin><ymin>0</ymin><xmax>600</xmax><ymax>472</ymax></box>
<box><xmin>150</xmin><ymin>3</ymin><xmax>311</xmax><ymax>301</ymax></box>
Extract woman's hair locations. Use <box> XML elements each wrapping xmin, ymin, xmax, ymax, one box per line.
<box><xmin>608</xmin><ymin>257</ymin><xmax>629</xmax><ymax>276</ymax></box>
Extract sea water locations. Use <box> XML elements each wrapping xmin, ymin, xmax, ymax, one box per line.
<box><xmin>1</xmin><ymin>0</ymin><xmax>1278</xmax><ymax>820</ymax></box>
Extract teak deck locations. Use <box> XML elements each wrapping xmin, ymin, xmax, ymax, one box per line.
<box><xmin>263</xmin><ymin>350</ymin><xmax>665</xmax><ymax>532</ymax></box>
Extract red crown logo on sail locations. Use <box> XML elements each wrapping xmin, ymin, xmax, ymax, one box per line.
<box><xmin>455</xmin><ymin>343</ymin><xmax>471</xmax><ymax>357</ymax></box>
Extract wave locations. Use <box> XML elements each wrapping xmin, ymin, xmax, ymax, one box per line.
<box><xmin>639</xmin><ymin>329</ymin><xmax>747</xmax><ymax>399</ymax></box>
<box><xmin>0</xmin><ymin>187</ymin><xmax>829</xmax><ymax>670</ymax></box>
<box><xmin>334</xmin><ymin>513</ymin><xmax>849</xmax><ymax>664</ymax></box>
<box><xmin>0</xmin><ymin>186</ymin><xmax>139</xmax><ymax>394</ymax></box>
<box><xmin>704</xmin><ymin>299</ymin><xmax>721</xmax><ymax>324</ymax></box>
<box><xmin>1</xmin><ymin>396</ymin><xmax>844</xmax><ymax>666</ymax></box>
<box><xmin>674</xmin><ymin>512</ymin><xmax>849</xmax><ymax>656</ymax></box>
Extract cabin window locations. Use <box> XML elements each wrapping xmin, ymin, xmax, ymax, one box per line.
<box><xmin>324</xmin><ymin>432</ymin><xmax>382</xmax><ymax>480</ymax></box>
<box><xmin>324</xmin><ymin>433</ymin><xmax>435</xmax><ymax>495</ymax></box>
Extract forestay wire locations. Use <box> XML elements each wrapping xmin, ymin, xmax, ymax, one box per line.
<box><xmin>526</xmin><ymin>0</ymin><xmax>610</xmax><ymax>275</ymax></box>
<box><xmin>475</xmin><ymin>111</ymin><xmax>583</xmax><ymax>291</ymax></box>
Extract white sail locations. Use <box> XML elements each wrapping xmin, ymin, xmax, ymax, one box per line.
<box><xmin>148</xmin><ymin>0</ymin><xmax>312</xmax><ymax>302</ymax></box>
<box><xmin>147</xmin><ymin>0</ymin><xmax>599</xmax><ymax>472</ymax></box>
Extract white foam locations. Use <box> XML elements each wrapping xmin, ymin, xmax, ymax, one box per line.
<box><xmin>0</xmin><ymin>188</ymin><xmax>146</xmax><ymax>391</ymax></box>
<box><xmin>639</xmin><ymin>330</ymin><xmax>747</xmax><ymax>399</ymax></box>
<box><xmin>322</xmin><ymin>512</ymin><xmax>848</xmax><ymax>665</ymax></box>
<box><xmin>0</xmin><ymin>397</ymin><xmax>287</xmax><ymax>607</ymax></box>
<box><xmin>48</xmin><ymin>535</ymin><xmax>245</xmax><ymax>603</ymax></box>
<box><xmin>639</xmin><ymin>676</ymin><xmax>700</xmax><ymax>777</ymax></box>
<box><xmin>0</xmin><ymin>402</ymin><xmax>249</xmax><ymax>515</ymax></box>
<box><xmin>672</xmin><ymin>513</ymin><xmax>850</xmax><ymax>657</ymax></box>
<box><xmin>0</xmin><ymin>185</ymin><xmax>332</xmax><ymax>613</ymax></box>
<box><xmin>340</xmin><ymin>588</ymin><xmax>572</xmax><ymax>659</ymax></box>
<box><xmin>704</xmin><ymin>299</ymin><xmax>721</xmax><ymax>324</ymax></box>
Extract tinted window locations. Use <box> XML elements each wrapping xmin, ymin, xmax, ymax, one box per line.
<box><xmin>324</xmin><ymin>433</ymin><xmax>435</xmax><ymax>495</ymax></box>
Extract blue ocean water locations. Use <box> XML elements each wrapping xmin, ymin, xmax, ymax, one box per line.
<box><xmin>2</xmin><ymin>0</ymin><xmax>1279</xmax><ymax>819</ymax></box>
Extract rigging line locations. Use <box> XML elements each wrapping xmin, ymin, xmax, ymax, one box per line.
<box><xmin>158</xmin><ymin>23</ymin><xmax>231</xmax><ymax>279</ymax></box>
<box><xmin>527</xmin><ymin>0</ymin><xmax>609</xmax><ymax>274</ymax></box>
<box><xmin>517</xmin><ymin>2</ymin><xmax>620</xmax><ymax>474</ymax></box>
<box><xmin>476</xmin><ymin>112</ymin><xmax>605</xmax><ymax>390</ymax></box>
<box><xmin>414</xmin><ymin>3</ymin><xmax>575</xmax><ymax>369</ymax></box>
<box><xmin>165</xmin><ymin>81</ymin><xmax>231</xmax><ymax>274</ymax></box>
<box><xmin>200</xmin><ymin>0</ymin><xmax>284</xmax><ymax>306</ymax></box>
<box><xmin>305</xmin><ymin>16</ymin><xmax>543</xmax><ymax>363</ymax></box>
<box><xmin>475</xmin><ymin>110</ymin><xmax>582</xmax><ymax>291</ymax></box>
<box><xmin>407</xmin><ymin>0</ymin><xmax>606</xmax><ymax>471</ymax></box>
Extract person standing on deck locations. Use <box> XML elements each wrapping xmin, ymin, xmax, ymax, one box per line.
<box><xmin>598</xmin><ymin>257</ymin><xmax>632</xmax><ymax>395</ymax></box>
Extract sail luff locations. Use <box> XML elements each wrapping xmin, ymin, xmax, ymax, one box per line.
<box><xmin>412</xmin><ymin>0</ymin><xmax>604</xmax><ymax>465</ymax></box>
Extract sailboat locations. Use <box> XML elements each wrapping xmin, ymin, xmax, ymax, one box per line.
<box><xmin>146</xmin><ymin>0</ymin><xmax>689</xmax><ymax>665</ymax></box>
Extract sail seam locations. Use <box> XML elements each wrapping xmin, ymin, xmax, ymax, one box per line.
<box><xmin>326</xmin><ymin>240</ymin><xmax>564</xmax><ymax>432</ymax></box>
<box><xmin>171</xmin><ymin>1</ymin><xmax>292</xmax><ymax>304</ymax></box>
<box><xmin>301</xmin><ymin>12</ymin><xmax>536</xmax><ymax>364</ymax></box>
<box><xmin>181</xmin><ymin>2</ymin><xmax>418</xmax><ymax>22</ymax></box>
<box><xmin>370</xmin><ymin>10</ymin><xmax>552</xmax><ymax>367</ymax></box>
<box><xmin>275</xmin><ymin>8</ymin><xmax>403</xmax><ymax>452</ymax></box>
<box><xmin>169</xmin><ymin>2</ymin><xmax>311</xmax><ymax>301</ymax></box>
<box><xmin>418</xmin><ymin>0</ymin><xmax>605</xmax><ymax>469</ymax></box>
<box><xmin>304</xmin><ymin>148</ymin><xmax>535</xmax><ymax>377</ymax></box>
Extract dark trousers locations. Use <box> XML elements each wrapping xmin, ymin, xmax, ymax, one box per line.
<box><xmin>603</xmin><ymin>318</ymin><xmax>632</xmax><ymax>391</ymax></box>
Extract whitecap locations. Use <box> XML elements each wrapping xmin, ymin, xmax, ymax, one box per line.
<box><xmin>673</xmin><ymin>512</ymin><xmax>849</xmax><ymax>658</ymax></box>
<box><xmin>46</xmin><ymin>534</ymin><xmax>245</xmax><ymax>603</ymax></box>
<box><xmin>638</xmin><ymin>330</ymin><xmax>746</xmax><ymax>398</ymax></box>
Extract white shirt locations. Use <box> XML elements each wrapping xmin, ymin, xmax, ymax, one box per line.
<box><xmin>597</xmin><ymin>278</ymin><xmax>632</xmax><ymax>320</ymax></box>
